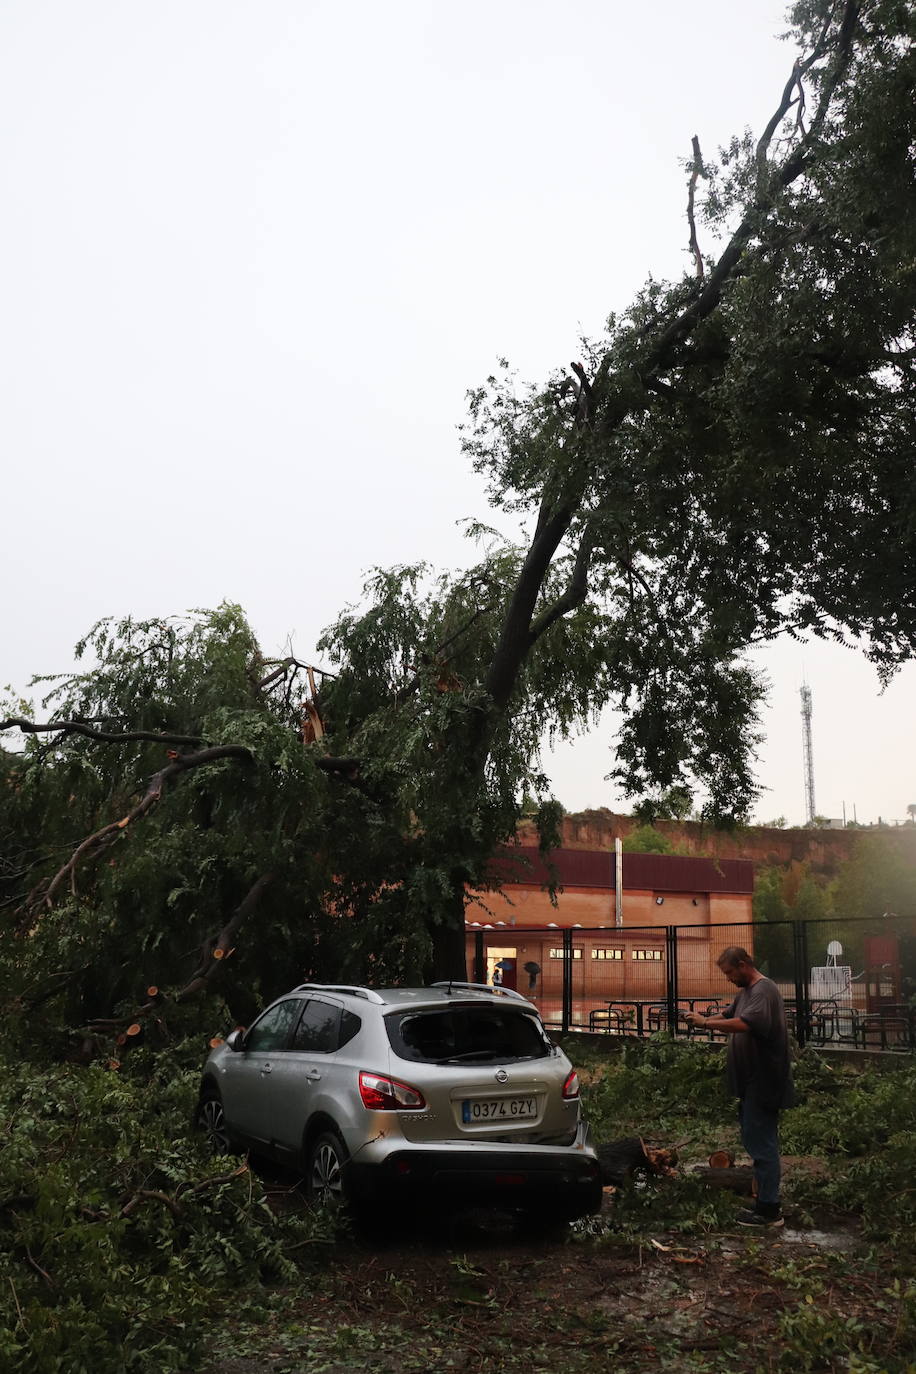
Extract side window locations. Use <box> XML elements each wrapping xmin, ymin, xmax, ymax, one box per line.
<box><xmin>245</xmin><ymin>999</ymin><xmax>303</xmax><ymax>1053</ymax></box>
<box><xmin>291</xmin><ymin>999</ymin><xmax>340</xmax><ymax>1054</ymax></box>
<box><xmin>338</xmin><ymin>1009</ymin><xmax>362</xmax><ymax>1049</ymax></box>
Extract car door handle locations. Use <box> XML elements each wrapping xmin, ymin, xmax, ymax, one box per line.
<box><xmin>260</xmin><ymin>1063</ymin><xmax>272</xmax><ymax>1076</ymax></box>
<box><xmin>305</xmin><ymin>1069</ymin><xmax>322</xmax><ymax>1081</ymax></box>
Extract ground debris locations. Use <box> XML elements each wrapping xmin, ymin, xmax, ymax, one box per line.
<box><xmin>202</xmin><ymin>1208</ymin><xmax>894</xmax><ymax>1374</ymax></box>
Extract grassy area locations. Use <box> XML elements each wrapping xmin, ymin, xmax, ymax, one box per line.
<box><xmin>204</xmin><ymin>1037</ymin><xmax>916</xmax><ymax>1373</ymax></box>
<box><xmin>573</xmin><ymin>1034</ymin><xmax>916</xmax><ymax>1250</ymax></box>
<box><xmin>2</xmin><ymin>1037</ymin><xmax>916</xmax><ymax>1372</ymax></box>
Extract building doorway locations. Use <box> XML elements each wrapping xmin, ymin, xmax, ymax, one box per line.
<box><xmin>487</xmin><ymin>948</ymin><xmax>517</xmax><ymax>991</ymax></box>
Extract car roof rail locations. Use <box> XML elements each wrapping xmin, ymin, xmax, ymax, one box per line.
<box><xmin>431</xmin><ymin>980</ymin><xmax>530</xmax><ymax>1003</ymax></box>
<box><xmin>293</xmin><ymin>983</ymin><xmax>386</xmax><ymax>1005</ymax></box>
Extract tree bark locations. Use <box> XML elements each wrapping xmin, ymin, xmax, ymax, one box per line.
<box><xmin>429</xmin><ymin>876</ymin><xmax>472</xmax><ymax>982</ymax></box>
<box><xmin>690</xmin><ymin>1164</ymin><xmax>756</xmax><ymax>1195</ymax></box>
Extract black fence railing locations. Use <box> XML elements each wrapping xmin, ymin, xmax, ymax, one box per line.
<box><xmin>468</xmin><ymin>914</ymin><xmax>916</xmax><ymax>1051</ymax></box>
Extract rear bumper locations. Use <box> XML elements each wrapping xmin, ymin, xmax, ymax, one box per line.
<box><xmin>345</xmin><ymin>1146</ymin><xmax>603</xmax><ymax>1219</ymax></box>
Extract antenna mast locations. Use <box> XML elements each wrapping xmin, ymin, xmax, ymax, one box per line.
<box><xmin>800</xmin><ymin>684</ymin><xmax>816</xmax><ymax>825</ymax></box>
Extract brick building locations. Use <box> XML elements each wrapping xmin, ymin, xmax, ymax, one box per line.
<box><xmin>465</xmin><ymin>847</ymin><xmax>754</xmax><ymax>1016</ymax></box>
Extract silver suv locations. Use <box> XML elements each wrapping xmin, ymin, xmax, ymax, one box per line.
<box><xmin>197</xmin><ymin>981</ymin><xmax>602</xmax><ymax>1222</ymax></box>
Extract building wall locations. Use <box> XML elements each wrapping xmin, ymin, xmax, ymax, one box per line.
<box><xmin>466</xmin><ymin>851</ymin><xmax>754</xmax><ymax>1007</ymax></box>
<box><xmin>466</xmin><ymin>924</ymin><xmax>742</xmax><ymax>1005</ymax></box>
<box><xmin>471</xmin><ymin>879</ymin><xmax>750</xmax><ymax>933</ymax></box>
<box><xmin>516</xmin><ymin>810</ymin><xmax>916</xmax><ymax>877</ymax></box>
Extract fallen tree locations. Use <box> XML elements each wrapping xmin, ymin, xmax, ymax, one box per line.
<box><xmin>2</xmin><ymin>0</ymin><xmax>915</xmax><ymax>1014</ymax></box>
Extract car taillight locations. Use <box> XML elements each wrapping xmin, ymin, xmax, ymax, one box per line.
<box><xmin>358</xmin><ymin>1071</ymin><xmax>426</xmax><ymax>1111</ymax></box>
<box><xmin>562</xmin><ymin>1069</ymin><xmax>580</xmax><ymax>1100</ymax></box>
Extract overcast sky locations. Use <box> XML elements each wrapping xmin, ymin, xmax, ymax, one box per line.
<box><xmin>2</xmin><ymin>1</ymin><xmax>913</xmax><ymax>828</ymax></box>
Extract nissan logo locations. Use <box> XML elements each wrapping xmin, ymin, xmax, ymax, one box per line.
<box><xmin>495</xmin><ymin>1069</ymin><xmax>509</xmax><ymax>1083</ymax></box>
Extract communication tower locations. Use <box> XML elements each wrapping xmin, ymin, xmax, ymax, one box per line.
<box><xmin>800</xmin><ymin>684</ymin><xmax>816</xmax><ymax>825</ymax></box>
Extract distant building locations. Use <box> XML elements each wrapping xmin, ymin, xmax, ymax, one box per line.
<box><xmin>466</xmin><ymin>847</ymin><xmax>754</xmax><ymax>1007</ymax></box>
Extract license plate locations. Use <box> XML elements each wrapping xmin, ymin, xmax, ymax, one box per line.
<box><xmin>461</xmin><ymin>1096</ymin><xmax>536</xmax><ymax>1123</ymax></box>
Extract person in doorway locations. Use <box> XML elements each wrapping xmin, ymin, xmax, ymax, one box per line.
<box><xmin>684</xmin><ymin>946</ymin><xmax>794</xmax><ymax>1229</ymax></box>
<box><xmin>492</xmin><ymin>966</ymin><xmax>503</xmax><ymax>987</ymax></box>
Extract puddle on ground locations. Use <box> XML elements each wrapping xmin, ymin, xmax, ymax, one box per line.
<box><xmin>781</xmin><ymin>1227</ymin><xmax>859</xmax><ymax>1251</ymax></box>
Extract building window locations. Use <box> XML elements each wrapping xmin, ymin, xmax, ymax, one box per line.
<box><xmin>547</xmin><ymin>948</ymin><xmax>582</xmax><ymax>960</ymax></box>
<box><xmin>591</xmin><ymin>948</ymin><xmax>623</xmax><ymax>960</ymax></box>
<box><xmin>631</xmin><ymin>948</ymin><xmax>663</xmax><ymax>961</ymax></box>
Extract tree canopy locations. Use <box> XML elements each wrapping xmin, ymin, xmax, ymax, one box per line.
<box><xmin>319</xmin><ymin>0</ymin><xmax>915</xmax><ymax>968</ymax></box>
<box><xmin>2</xmin><ymin>0</ymin><xmax>915</xmax><ymax>1014</ymax></box>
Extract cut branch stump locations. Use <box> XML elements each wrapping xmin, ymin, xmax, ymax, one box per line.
<box><xmin>596</xmin><ymin>1137</ymin><xmax>678</xmax><ymax>1186</ymax></box>
<box><xmin>691</xmin><ymin>1164</ymin><xmax>756</xmax><ymax>1196</ymax></box>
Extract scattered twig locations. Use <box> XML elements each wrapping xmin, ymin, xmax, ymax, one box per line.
<box><xmin>8</xmin><ymin>1277</ymin><xmax>25</xmax><ymax>1329</ymax></box>
<box><xmin>175</xmin><ymin>1162</ymin><xmax>249</xmax><ymax>1199</ymax></box>
<box><xmin>24</xmin><ymin>1247</ymin><xmax>54</xmax><ymax>1288</ymax></box>
<box><xmin>120</xmin><ymin>1189</ymin><xmax>184</xmax><ymax>1221</ymax></box>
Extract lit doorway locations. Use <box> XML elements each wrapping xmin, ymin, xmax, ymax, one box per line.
<box><xmin>486</xmin><ymin>947</ymin><xmax>517</xmax><ymax>991</ymax></box>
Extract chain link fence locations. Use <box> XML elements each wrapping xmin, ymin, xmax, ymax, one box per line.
<box><xmin>467</xmin><ymin>914</ymin><xmax>916</xmax><ymax>1050</ymax></box>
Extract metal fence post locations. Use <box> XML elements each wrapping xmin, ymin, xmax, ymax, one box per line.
<box><xmin>473</xmin><ymin>931</ymin><xmax>485</xmax><ymax>985</ymax></box>
<box><xmin>562</xmin><ymin>927</ymin><xmax>573</xmax><ymax>1034</ymax></box>
<box><xmin>666</xmin><ymin>926</ymin><xmax>678</xmax><ymax>1034</ymax></box>
<box><xmin>798</xmin><ymin>919</ymin><xmax>811</xmax><ymax>1046</ymax></box>
<box><xmin>792</xmin><ymin>921</ymin><xmax>810</xmax><ymax>1047</ymax></box>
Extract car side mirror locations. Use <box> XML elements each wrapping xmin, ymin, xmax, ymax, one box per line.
<box><xmin>225</xmin><ymin>1028</ymin><xmax>245</xmax><ymax>1052</ymax></box>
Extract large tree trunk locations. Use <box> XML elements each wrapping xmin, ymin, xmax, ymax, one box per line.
<box><xmin>429</xmin><ymin>876</ymin><xmax>471</xmax><ymax>982</ymax></box>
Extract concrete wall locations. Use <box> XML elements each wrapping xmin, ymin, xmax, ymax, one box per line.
<box><xmin>516</xmin><ymin>810</ymin><xmax>916</xmax><ymax>877</ymax></box>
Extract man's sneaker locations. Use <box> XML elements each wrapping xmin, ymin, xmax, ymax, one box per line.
<box><xmin>736</xmin><ymin>1206</ymin><xmax>784</xmax><ymax>1230</ymax></box>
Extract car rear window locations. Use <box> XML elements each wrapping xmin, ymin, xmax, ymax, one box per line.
<box><xmin>385</xmin><ymin>1005</ymin><xmax>551</xmax><ymax>1064</ymax></box>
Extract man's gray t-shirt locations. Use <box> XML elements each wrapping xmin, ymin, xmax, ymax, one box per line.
<box><xmin>723</xmin><ymin>976</ymin><xmax>794</xmax><ymax>1110</ymax></box>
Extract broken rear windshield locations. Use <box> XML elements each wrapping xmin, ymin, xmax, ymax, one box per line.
<box><xmin>386</xmin><ymin>1006</ymin><xmax>551</xmax><ymax>1064</ymax></box>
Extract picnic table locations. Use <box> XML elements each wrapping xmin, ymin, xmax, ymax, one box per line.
<box><xmin>781</xmin><ymin>999</ymin><xmax>914</xmax><ymax>1049</ymax></box>
<box><xmin>587</xmin><ymin>996</ymin><xmax>723</xmax><ymax>1036</ymax></box>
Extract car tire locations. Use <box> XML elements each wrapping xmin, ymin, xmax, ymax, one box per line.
<box><xmin>195</xmin><ymin>1088</ymin><xmax>233</xmax><ymax>1156</ymax></box>
<box><xmin>306</xmin><ymin>1129</ymin><xmax>349</xmax><ymax>1209</ymax></box>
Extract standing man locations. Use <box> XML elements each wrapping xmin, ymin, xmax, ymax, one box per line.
<box><xmin>685</xmin><ymin>946</ymin><xmax>794</xmax><ymax>1229</ymax></box>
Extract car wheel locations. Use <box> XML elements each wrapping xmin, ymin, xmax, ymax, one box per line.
<box><xmin>306</xmin><ymin>1129</ymin><xmax>349</xmax><ymax>1208</ymax></box>
<box><xmin>196</xmin><ymin>1089</ymin><xmax>232</xmax><ymax>1156</ymax></box>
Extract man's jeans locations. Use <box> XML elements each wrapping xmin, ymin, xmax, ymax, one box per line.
<box><xmin>738</xmin><ymin>1091</ymin><xmax>781</xmax><ymax>1207</ymax></box>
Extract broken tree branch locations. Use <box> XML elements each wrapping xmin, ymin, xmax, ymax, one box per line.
<box><xmin>175</xmin><ymin>1162</ymin><xmax>249</xmax><ymax>1199</ymax></box>
<box><xmin>0</xmin><ymin>718</ymin><xmax>203</xmax><ymax>748</ymax></box>
<box><xmin>596</xmin><ymin>1136</ymin><xmax>679</xmax><ymax>1186</ymax></box>
<box><xmin>255</xmin><ymin>658</ymin><xmax>337</xmax><ymax>692</ymax></box>
<box><xmin>687</xmin><ymin>135</ymin><xmax>705</xmax><ymax>279</ymax></box>
<box><xmin>570</xmin><ymin>361</ymin><xmax>593</xmax><ymax>425</ymax></box>
<box><xmin>174</xmin><ymin>874</ymin><xmax>275</xmax><ymax>1002</ymax></box>
<box><xmin>120</xmin><ymin>1189</ymin><xmax>184</xmax><ymax>1221</ymax></box>
<box><xmin>96</xmin><ymin>1163</ymin><xmax>249</xmax><ymax>1226</ymax></box>
<box><xmin>528</xmin><ymin>523</ymin><xmax>598</xmax><ymax>645</ymax></box>
<box><xmin>35</xmin><ymin>745</ymin><xmax>253</xmax><ymax>911</ymax></box>
<box><xmin>313</xmin><ymin>756</ymin><xmax>361</xmax><ymax>777</ymax></box>
<box><xmin>644</xmin><ymin>0</ymin><xmax>860</xmax><ymax>376</ymax></box>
